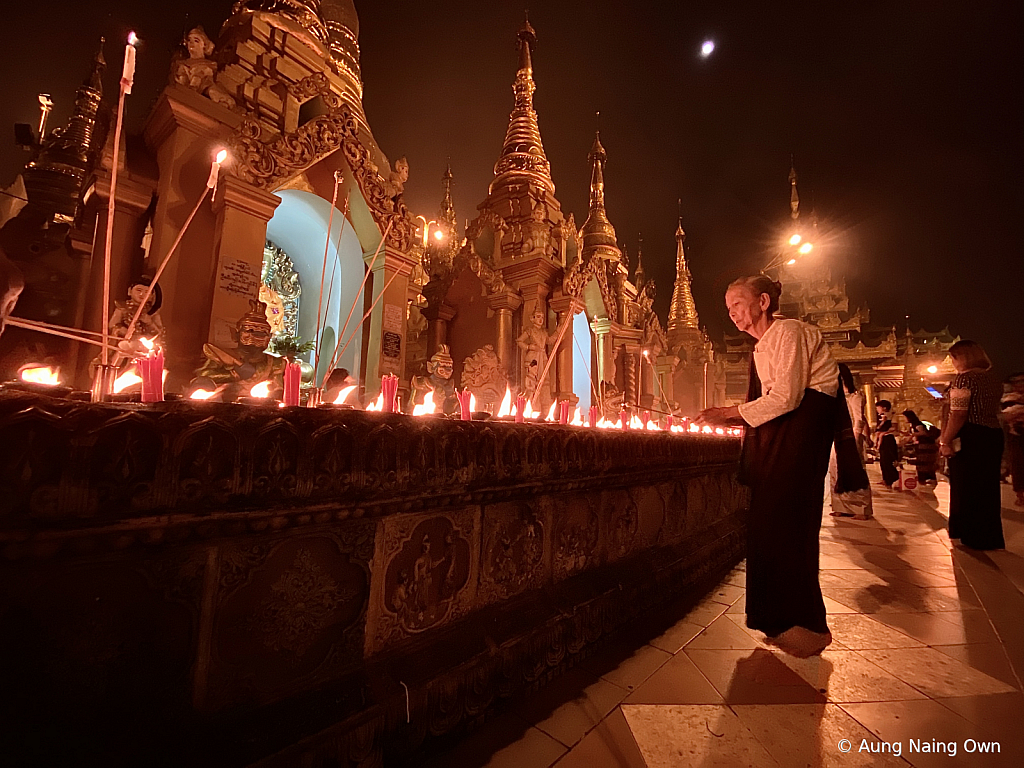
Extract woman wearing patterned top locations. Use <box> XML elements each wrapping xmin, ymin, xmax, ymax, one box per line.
<box><xmin>697</xmin><ymin>275</ymin><xmax>838</xmax><ymax>659</ymax></box>
<box><xmin>939</xmin><ymin>340</ymin><xmax>1004</xmax><ymax>550</ymax></box>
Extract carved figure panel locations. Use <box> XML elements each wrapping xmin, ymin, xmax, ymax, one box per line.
<box><xmin>174</xmin><ymin>418</ymin><xmax>240</xmax><ymax>507</ymax></box>
<box><xmin>211</xmin><ymin>530</ymin><xmax>372</xmax><ymax>707</ymax></box>
<box><xmin>0</xmin><ymin>410</ymin><xmax>69</xmax><ymax>520</ymax></box>
<box><xmin>309</xmin><ymin>424</ymin><xmax>354</xmax><ymax>498</ymax></box>
<box><xmin>461</xmin><ymin>345</ymin><xmax>508</xmax><ymax>408</ymax></box>
<box><xmin>250</xmin><ymin>419</ymin><xmax>301</xmax><ymax>499</ymax></box>
<box><xmin>376</xmin><ymin>510</ymin><xmax>476</xmax><ymax>648</ymax></box>
<box><xmin>630</xmin><ymin>484</ymin><xmax>667</xmax><ymax>550</ymax></box>
<box><xmin>479</xmin><ymin>502</ymin><xmax>545</xmax><ymax>603</ymax></box>
<box><xmin>605</xmin><ymin>490</ymin><xmax>638</xmax><ymax>561</ymax></box>
<box><xmin>86</xmin><ymin>413</ymin><xmax>162</xmax><ymax>517</ymax></box>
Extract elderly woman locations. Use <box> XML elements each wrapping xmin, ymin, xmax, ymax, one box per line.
<box><xmin>698</xmin><ymin>275</ymin><xmax>839</xmax><ymax>658</ymax></box>
<box><xmin>940</xmin><ymin>340</ymin><xmax>1004</xmax><ymax>549</ymax></box>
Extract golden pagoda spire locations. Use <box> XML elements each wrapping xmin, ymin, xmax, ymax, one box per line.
<box><xmin>789</xmin><ymin>159</ymin><xmax>800</xmax><ymax>220</ymax></box>
<box><xmin>490</xmin><ymin>16</ymin><xmax>555</xmax><ymax>195</ymax></box>
<box><xmin>634</xmin><ymin>233</ymin><xmax>646</xmax><ymax>289</ymax></box>
<box><xmin>580</xmin><ymin>128</ymin><xmax>617</xmax><ymax>251</ymax></box>
<box><xmin>668</xmin><ymin>204</ymin><xmax>699</xmax><ymax>332</ymax></box>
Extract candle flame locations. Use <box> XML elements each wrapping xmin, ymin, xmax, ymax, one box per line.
<box><xmin>127</xmin><ymin>31</ymin><xmax>138</xmax><ymax>45</ymax></box>
<box><xmin>112</xmin><ymin>367</ymin><xmax>142</xmax><ymax>393</ymax></box>
<box><xmin>715</xmin><ymin>427</ymin><xmax>725</xmax><ymax>435</ymax></box>
<box><xmin>570</xmin><ymin>406</ymin><xmax>584</xmax><ymax>426</ymax></box>
<box><xmin>701</xmin><ymin>425</ymin><xmax>713</xmax><ymax>434</ymax></box>
<box><xmin>139</xmin><ymin>336</ymin><xmax>155</xmax><ymax>352</ymax></box>
<box><xmin>689</xmin><ymin>424</ymin><xmax>700</xmax><ymax>433</ymax></box>
<box><xmin>215</xmin><ymin>148</ymin><xmax>228</xmax><ymax>164</ymax></box>
<box><xmin>496</xmin><ymin>387</ymin><xmax>512</xmax><ymax>417</ymax></box>
<box><xmin>190</xmin><ymin>388</ymin><xmax>217</xmax><ymax>400</ymax></box>
<box><xmin>412</xmin><ymin>390</ymin><xmax>437</xmax><ymax>416</ymax></box>
<box><xmin>544</xmin><ymin>400</ymin><xmax>557</xmax><ymax>422</ymax></box>
<box><xmin>595</xmin><ymin>417</ymin><xmax>616</xmax><ymax>429</ymax></box>
<box><xmin>365</xmin><ymin>392</ymin><xmax>384</xmax><ymax>411</ymax></box>
<box><xmin>19</xmin><ymin>365</ymin><xmax>61</xmax><ymax>386</ymax></box>
<box><xmin>333</xmin><ymin>384</ymin><xmax>357</xmax><ymax>405</ymax></box>
<box><xmin>469</xmin><ymin>392</ymin><xmax>477</xmax><ymax>412</ymax></box>
<box><xmin>525</xmin><ymin>400</ymin><xmax>540</xmax><ymax>419</ymax></box>
<box><xmin>249</xmin><ymin>381</ymin><xmax>271</xmax><ymax>398</ymax></box>
<box><xmin>629</xmin><ymin>413</ymin><xmax>645</xmax><ymax>430</ymax></box>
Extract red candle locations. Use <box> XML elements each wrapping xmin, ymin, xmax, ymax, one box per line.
<box><xmin>514</xmin><ymin>395</ymin><xmax>525</xmax><ymax>424</ymax></box>
<box><xmin>558</xmin><ymin>401</ymin><xmax>570</xmax><ymax>425</ymax></box>
<box><xmin>620</xmin><ymin>408</ymin><xmax>629</xmax><ymax>430</ymax></box>
<box><xmin>666</xmin><ymin>415</ymin><xmax>674</xmax><ymax>431</ymax></box>
<box><xmin>283</xmin><ymin>361</ymin><xmax>301</xmax><ymax>406</ymax></box>
<box><xmin>381</xmin><ymin>374</ymin><xmax>399</xmax><ymax>413</ymax></box>
<box><xmin>140</xmin><ymin>349</ymin><xmax>164</xmax><ymax>403</ymax></box>
<box><xmin>456</xmin><ymin>389</ymin><xmax>472</xmax><ymax>420</ymax></box>
<box><xmin>588</xmin><ymin>405</ymin><xmax>598</xmax><ymax>427</ymax></box>
<box><xmin>642</xmin><ymin>410</ymin><xmax>650</xmax><ymax>427</ymax></box>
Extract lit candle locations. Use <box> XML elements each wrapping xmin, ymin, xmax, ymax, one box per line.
<box><xmin>620</xmin><ymin>408</ymin><xmax>629</xmax><ymax>430</ymax></box>
<box><xmin>207</xmin><ymin>148</ymin><xmax>228</xmax><ymax>189</ymax></box>
<box><xmin>122</xmin><ymin>32</ymin><xmax>138</xmax><ymax>94</ymax></box>
<box><xmin>588</xmin><ymin>405</ymin><xmax>598</xmax><ymax>428</ymax></box>
<box><xmin>139</xmin><ymin>339</ymin><xmax>163</xmax><ymax>403</ymax></box>
<box><xmin>514</xmin><ymin>395</ymin><xmax>525</xmax><ymax>424</ymax></box>
<box><xmin>381</xmin><ymin>374</ymin><xmax>399</xmax><ymax>413</ymax></box>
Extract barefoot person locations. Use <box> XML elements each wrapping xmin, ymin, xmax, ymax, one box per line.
<box><xmin>697</xmin><ymin>275</ymin><xmax>839</xmax><ymax>658</ymax></box>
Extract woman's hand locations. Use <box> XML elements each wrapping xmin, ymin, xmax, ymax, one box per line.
<box><xmin>939</xmin><ymin>442</ymin><xmax>955</xmax><ymax>458</ymax></box>
<box><xmin>696</xmin><ymin>405</ymin><xmax>743</xmax><ymax>427</ymax></box>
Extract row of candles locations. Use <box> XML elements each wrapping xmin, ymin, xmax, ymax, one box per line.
<box><xmin>16</xmin><ymin>365</ymin><xmax>740</xmax><ymax>436</ymax></box>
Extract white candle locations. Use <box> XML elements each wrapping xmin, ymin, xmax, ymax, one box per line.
<box><xmin>122</xmin><ymin>33</ymin><xmax>137</xmax><ymax>93</ymax></box>
<box><xmin>207</xmin><ymin>149</ymin><xmax>228</xmax><ymax>189</ymax></box>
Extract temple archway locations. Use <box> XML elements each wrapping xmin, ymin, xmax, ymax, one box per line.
<box><xmin>265</xmin><ymin>189</ymin><xmax>364</xmax><ymax>382</ymax></box>
<box><xmin>572</xmin><ymin>310</ymin><xmax>594</xmax><ymax>410</ymax></box>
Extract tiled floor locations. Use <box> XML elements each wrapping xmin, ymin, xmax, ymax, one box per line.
<box><xmin>427</xmin><ymin>468</ymin><xmax>1024</xmax><ymax>767</ymax></box>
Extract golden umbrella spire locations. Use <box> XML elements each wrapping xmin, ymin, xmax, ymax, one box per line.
<box><xmin>580</xmin><ymin>124</ymin><xmax>617</xmax><ymax>251</ymax></box>
<box><xmin>439</xmin><ymin>160</ymin><xmax>456</xmax><ymax>232</ymax></box>
<box><xmin>490</xmin><ymin>16</ymin><xmax>555</xmax><ymax>195</ymax></box>
<box><xmin>668</xmin><ymin>203</ymin><xmax>700</xmax><ymax>331</ymax></box>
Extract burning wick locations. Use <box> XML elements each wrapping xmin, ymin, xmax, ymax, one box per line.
<box><xmin>333</xmin><ymin>384</ymin><xmax>357</xmax><ymax>405</ymax></box>
<box><xmin>190</xmin><ymin>388</ymin><xmax>217</xmax><ymax>400</ymax></box>
<box><xmin>122</xmin><ymin>32</ymin><xmax>138</xmax><ymax>93</ymax></box>
<box><xmin>249</xmin><ymin>381</ymin><xmax>271</xmax><ymax>398</ymax></box>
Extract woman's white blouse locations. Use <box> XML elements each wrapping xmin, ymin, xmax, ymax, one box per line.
<box><xmin>738</xmin><ymin>319</ymin><xmax>839</xmax><ymax>428</ymax></box>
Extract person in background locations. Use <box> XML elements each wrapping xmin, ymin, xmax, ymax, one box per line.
<box><xmin>875</xmin><ymin>400</ymin><xmax>899</xmax><ymax>489</ymax></box>
<box><xmin>697</xmin><ymin>274</ymin><xmax>837</xmax><ymax>659</ymax></box>
<box><xmin>911</xmin><ymin>424</ymin><xmax>940</xmax><ymax>485</ymax></box>
<box><xmin>940</xmin><ymin>340</ymin><xmax>1004</xmax><ymax>550</ymax></box>
<box><xmin>1000</xmin><ymin>372</ymin><xmax>1024</xmax><ymax>507</ymax></box>
<box><xmin>829</xmin><ymin>364</ymin><xmax>873</xmax><ymax>519</ymax></box>
<box><xmin>324</xmin><ymin>367</ymin><xmax>358</xmax><ymax>406</ymax></box>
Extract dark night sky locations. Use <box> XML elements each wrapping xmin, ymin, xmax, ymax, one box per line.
<box><xmin>4</xmin><ymin>1</ymin><xmax>1022</xmax><ymax>373</ymax></box>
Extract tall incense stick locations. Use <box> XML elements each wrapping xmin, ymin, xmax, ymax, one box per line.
<box><xmin>122</xmin><ymin>149</ymin><xmax>226</xmax><ymax>342</ymax></box>
<box><xmin>100</xmin><ymin>33</ymin><xmax>137</xmax><ymax>368</ymax></box>
<box><xmin>529</xmin><ymin>297</ymin><xmax>580</xmax><ymax>406</ymax></box>
<box><xmin>315</xmin><ymin>190</ymin><xmax>351</xmax><ymax>373</ymax></box>
<box><xmin>320</xmin><ymin>219</ymin><xmax>392</xmax><ymax>387</ymax></box>
<box><xmin>324</xmin><ymin>268</ymin><xmax>402</xmax><ymax>384</ymax></box>
<box><xmin>7</xmin><ymin>317</ymin><xmax>121</xmax><ymax>352</ymax></box>
<box><xmin>313</xmin><ymin>171</ymin><xmax>342</xmax><ymax>376</ymax></box>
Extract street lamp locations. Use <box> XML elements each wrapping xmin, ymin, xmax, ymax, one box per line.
<box><xmin>763</xmin><ymin>231</ymin><xmax>814</xmax><ymax>272</ymax></box>
<box><xmin>415</xmin><ymin>215</ymin><xmax>438</xmax><ymax>248</ymax></box>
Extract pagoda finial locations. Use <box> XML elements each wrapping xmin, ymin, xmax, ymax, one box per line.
<box><xmin>634</xmin><ymin>232</ymin><xmax>646</xmax><ymax>289</ymax></box>
<box><xmin>580</xmin><ymin>127</ymin><xmax>616</xmax><ymax>251</ymax></box>
<box><xmin>668</xmin><ymin>207</ymin><xmax>699</xmax><ymax>333</ymax></box>
<box><xmin>491</xmin><ymin>17</ymin><xmax>553</xmax><ymax>195</ymax></box>
<box><xmin>789</xmin><ymin>158</ymin><xmax>800</xmax><ymax>220</ymax></box>
<box><xmin>88</xmin><ymin>37</ymin><xmax>106</xmax><ymax>94</ymax></box>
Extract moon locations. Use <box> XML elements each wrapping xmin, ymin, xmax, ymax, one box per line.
<box><xmin>701</xmin><ymin>40</ymin><xmax>715</xmax><ymax>58</ymax></box>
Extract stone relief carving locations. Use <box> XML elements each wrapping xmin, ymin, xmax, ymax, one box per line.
<box><xmin>461</xmin><ymin>345</ymin><xmax>508</xmax><ymax>408</ymax></box>
<box><xmin>254</xmin><ymin>549</ymin><xmax>359</xmax><ymax>656</ymax></box>
<box><xmin>483</xmin><ymin>504</ymin><xmax>544</xmax><ymax>599</ymax></box>
<box><xmin>261</xmin><ymin>241</ymin><xmax>301</xmax><ymax>339</ymax></box>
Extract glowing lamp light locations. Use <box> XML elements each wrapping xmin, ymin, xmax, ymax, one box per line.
<box><xmin>333</xmin><ymin>384</ymin><xmax>357</xmax><ymax>405</ymax></box>
<box><xmin>786</xmin><ymin>259</ymin><xmax>797</xmax><ymax>266</ymax></box>
<box><xmin>798</xmin><ymin>242</ymin><xmax>813</xmax><ymax>255</ymax></box>
<box><xmin>112</xmin><ymin>367</ymin><xmax>142</xmax><ymax>393</ymax></box>
<box><xmin>545</xmin><ymin>400</ymin><xmax>558</xmax><ymax>422</ymax></box>
<box><xmin>433</xmin><ymin>229</ymin><xmax>444</xmax><ymax>241</ymax></box>
<box><xmin>700</xmin><ymin>40</ymin><xmax>715</xmax><ymax>57</ymax></box>
<box><xmin>249</xmin><ymin>381</ymin><xmax>271</xmax><ymax>398</ymax></box>
<box><xmin>789</xmin><ymin>234</ymin><xmax>802</xmax><ymax>246</ymax></box>
<box><xmin>20</xmin><ymin>366</ymin><xmax>61</xmax><ymax>386</ymax></box>
<box><xmin>469</xmin><ymin>392</ymin><xmax>477</xmax><ymax>412</ymax></box>
<box><xmin>190</xmin><ymin>388</ymin><xmax>216</xmax><ymax>400</ymax></box>
<box><xmin>412</xmin><ymin>390</ymin><xmax>437</xmax><ymax>416</ymax></box>
<box><xmin>496</xmin><ymin>387</ymin><xmax>513</xmax><ymax>418</ymax></box>
<box><xmin>128</xmin><ymin>31</ymin><xmax>139</xmax><ymax>45</ymax></box>
<box><xmin>927</xmin><ymin>365</ymin><xmax>938</xmax><ymax>374</ymax></box>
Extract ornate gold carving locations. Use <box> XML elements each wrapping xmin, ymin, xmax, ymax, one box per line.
<box><xmin>228</xmin><ymin>72</ymin><xmax>415</xmax><ymax>251</ymax></box>
<box><xmin>261</xmin><ymin>241</ymin><xmax>301</xmax><ymax>338</ymax></box>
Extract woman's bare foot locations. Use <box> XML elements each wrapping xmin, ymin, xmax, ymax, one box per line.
<box><xmin>772</xmin><ymin>627</ymin><xmax>833</xmax><ymax>658</ymax></box>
